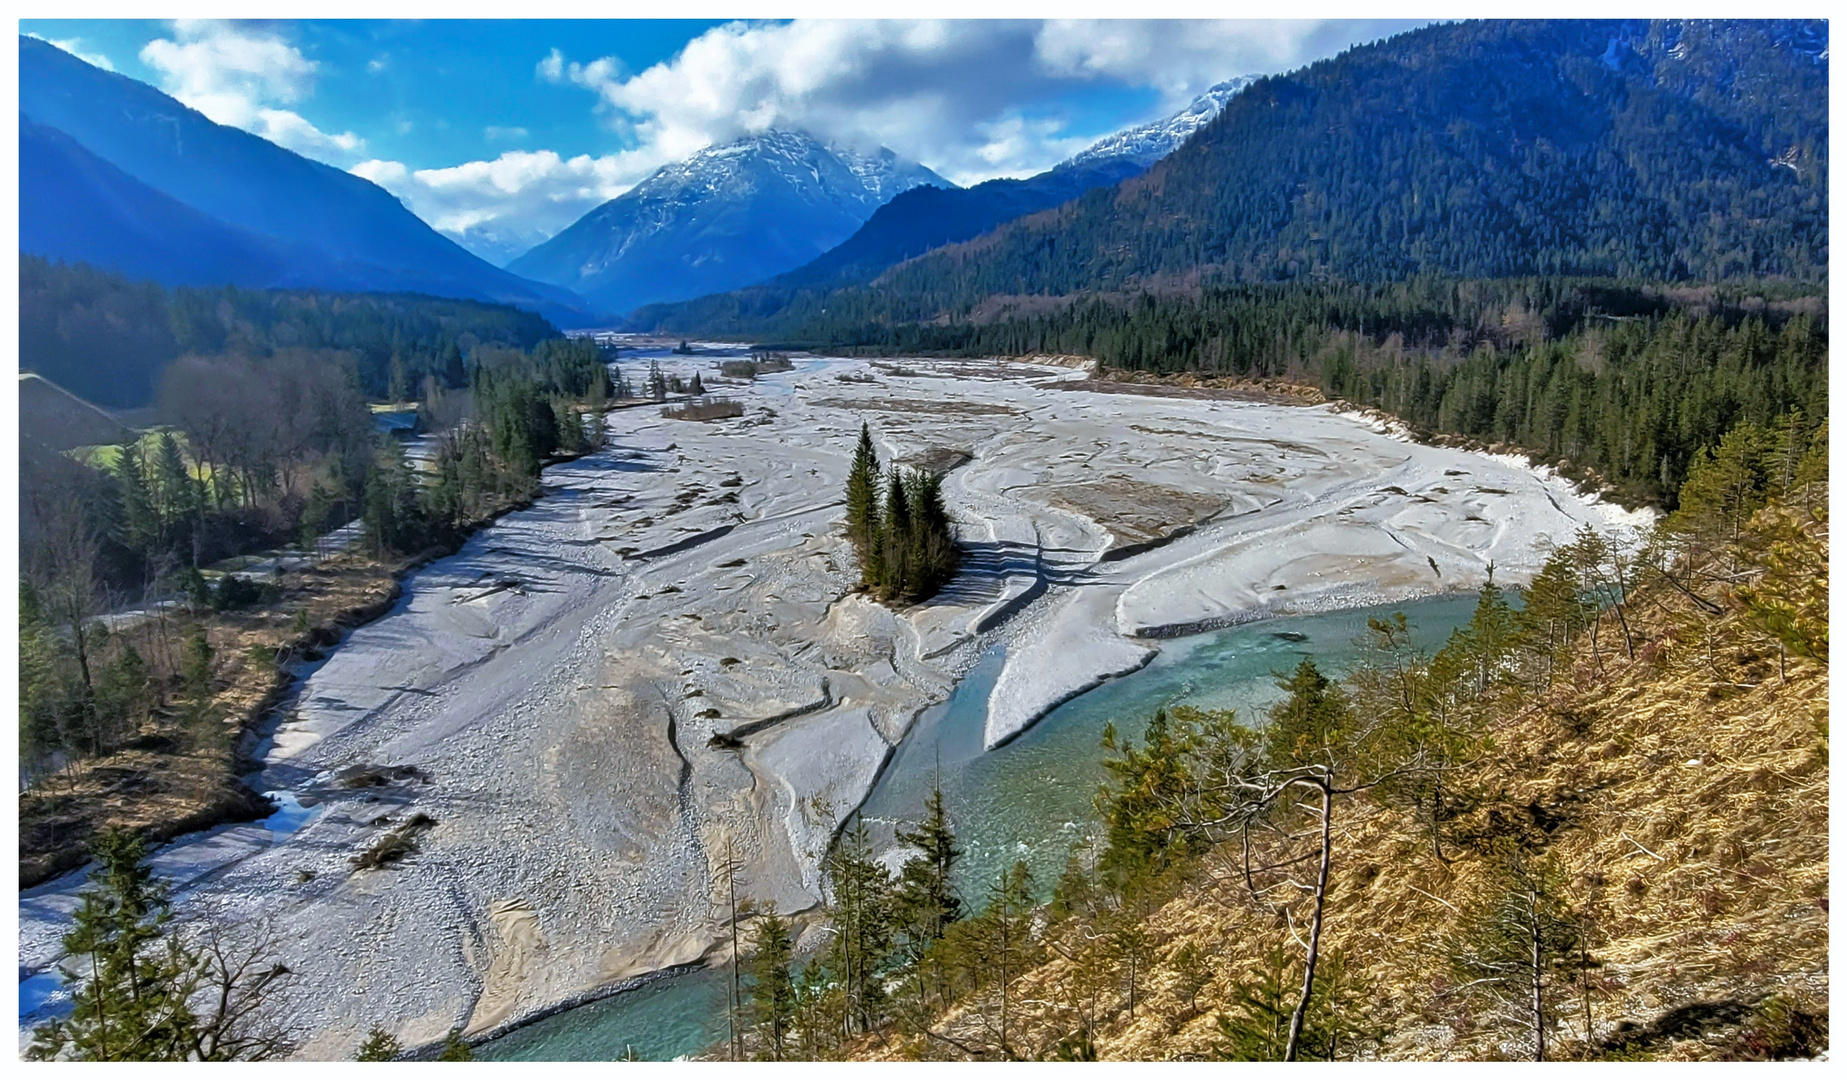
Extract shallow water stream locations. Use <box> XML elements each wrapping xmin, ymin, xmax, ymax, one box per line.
<box><xmin>480</xmin><ymin>594</ymin><xmax>1477</xmax><ymax>1060</ymax></box>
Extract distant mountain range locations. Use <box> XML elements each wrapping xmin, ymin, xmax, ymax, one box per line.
<box><xmin>22</xmin><ymin>115</ymin><xmax>294</xmax><ymax>288</ymax></box>
<box><xmin>627</xmin><ymin>78</ymin><xmax>1258</xmax><ymax>327</ymax></box>
<box><xmin>866</xmin><ymin>19</ymin><xmax>1830</xmax><ymax>309</ymax></box>
<box><xmin>633</xmin><ymin>19</ymin><xmax>1827</xmax><ymax>338</ymax></box>
<box><xmin>764</xmin><ymin>78</ymin><xmax>1259</xmax><ymax>294</ymax></box>
<box><xmin>506</xmin><ymin>131</ymin><xmax>947</xmax><ymax>316</ymax></box>
<box><xmin>17</xmin><ymin>36</ymin><xmax>591</xmax><ymax>325</ymax></box>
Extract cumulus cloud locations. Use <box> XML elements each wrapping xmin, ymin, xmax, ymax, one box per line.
<box><xmin>29</xmin><ymin>34</ymin><xmax>115</xmax><ymax>71</ymax></box>
<box><xmin>550</xmin><ymin>19</ymin><xmax>1427</xmax><ymax>185</ymax></box>
<box><xmin>1031</xmin><ymin>19</ymin><xmax>1417</xmax><ymax>99</ymax></box>
<box><xmin>140</xmin><ymin>20</ymin><xmax>366</xmax><ymax>164</ymax></box>
<box><xmin>357</xmin><ymin>19</ymin><xmax>1429</xmax><ymax>263</ymax></box>
<box><xmin>353</xmin><ymin>149</ymin><xmax>654</xmax><ymax>265</ymax></box>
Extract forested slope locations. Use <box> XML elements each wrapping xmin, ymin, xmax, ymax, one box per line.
<box><xmin>636</xmin><ymin>19</ymin><xmax>1826</xmax><ymax>342</ymax></box>
<box><xmin>19</xmin><ymin>256</ymin><xmax>559</xmax><ymax>407</ymax></box>
<box><xmin>872</xmin><ymin>19</ymin><xmax>1826</xmax><ymax>309</ymax></box>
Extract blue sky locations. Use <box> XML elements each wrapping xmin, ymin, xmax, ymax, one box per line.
<box><xmin>22</xmin><ymin>19</ymin><xmax>1428</xmax><ymax>264</ymax></box>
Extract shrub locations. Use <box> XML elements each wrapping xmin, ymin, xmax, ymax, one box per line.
<box><xmin>663</xmin><ymin>398</ymin><xmax>745</xmax><ymax>422</ymax></box>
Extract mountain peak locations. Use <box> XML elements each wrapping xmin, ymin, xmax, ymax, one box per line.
<box><xmin>1062</xmin><ymin>75</ymin><xmax>1261</xmax><ymax>170</ymax></box>
<box><xmin>507</xmin><ymin>130</ymin><xmax>947</xmax><ymax>315</ymax></box>
<box><xmin>648</xmin><ymin>130</ymin><xmax>945</xmax><ymax>208</ymax></box>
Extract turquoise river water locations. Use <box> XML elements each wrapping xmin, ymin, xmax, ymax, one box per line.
<box><xmin>479</xmin><ymin>595</ymin><xmax>1477</xmax><ymax>1060</ymax></box>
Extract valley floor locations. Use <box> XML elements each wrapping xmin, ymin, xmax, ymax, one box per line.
<box><xmin>19</xmin><ymin>355</ymin><xmax>1644</xmax><ymax>1057</ymax></box>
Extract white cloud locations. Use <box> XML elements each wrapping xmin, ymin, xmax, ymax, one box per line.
<box><xmin>29</xmin><ymin>34</ymin><xmax>115</xmax><ymax>71</ymax></box>
<box><xmin>353</xmin><ymin>149</ymin><xmax>655</xmax><ymax>265</ymax></box>
<box><xmin>140</xmin><ymin>20</ymin><xmax>366</xmax><ymax>165</ymax></box>
<box><xmin>1033</xmin><ymin>20</ymin><xmax>1353</xmax><ymax>98</ymax></box>
<box><xmin>359</xmin><ymin>19</ymin><xmax>1429</xmax><ymax>263</ymax></box>
<box><xmin>484</xmin><ymin>125</ymin><xmax>529</xmax><ymax>141</ymax></box>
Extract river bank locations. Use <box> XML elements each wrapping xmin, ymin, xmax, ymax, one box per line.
<box><xmin>479</xmin><ymin>594</ymin><xmax>1481</xmax><ymax>1061</ymax></box>
<box><xmin>18</xmin><ymin>351</ymin><xmax>1647</xmax><ymax>1058</ymax></box>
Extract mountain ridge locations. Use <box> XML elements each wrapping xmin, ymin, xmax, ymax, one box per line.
<box><xmin>634</xmin><ymin>19</ymin><xmax>1826</xmax><ymax>339</ymax></box>
<box><xmin>870</xmin><ymin>19</ymin><xmax>1828</xmax><ymax>310</ymax></box>
<box><xmin>506</xmin><ymin>130</ymin><xmax>946</xmax><ymax>316</ymax></box>
<box><xmin>17</xmin><ymin>36</ymin><xmax>592</xmax><ymax>324</ymax></box>
<box><xmin>627</xmin><ymin>77</ymin><xmax>1260</xmax><ymax>326</ymax></box>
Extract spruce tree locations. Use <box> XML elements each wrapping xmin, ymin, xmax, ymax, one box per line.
<box><xmin>894</xmin><ymin>784</ymin><xmax>963</xmax><ymax>1022</ymax></box>
<box><xmin>747</xmin><ymin>908</ymin><xmax>797</xmax><ymax>1060</ymax></box>
<box><xmin>824</xmin><ymin>821</ymin><xmax>894</xmax><ymax>1036</ymax></box>
<box><xmin>19</xmin><ymin>581</ymin><xmax>66</xmax><ymax>765</ymax></box>
<box><xmin>894</xmin><ymin>785</ymin><xmax>963</xmax><ymax>942</ymax></box>
<box><xmin>965</xmin><ymin>861</ymin><xmax>1038</xmax><ymax>1059</ymax></box>
<box><xmin>153</xmin><ymin>431</ymin><xmax>200</xmax><ymax>535</ymax></box>
<box><xmin>439</xmin><ymin>340</ymin><xmax>466</xmax><ymax>388</ymax></box>
<box><xmin>28</xmin><ymin>830</ymin><xmax>196</xmax><ymax>1061</ymax></box>
<box><xmin>845</xmin><ymin>424</ymin><xmax>882</xmax><ymax>573</ymax></box>
<box><xmin>436</xmin><ymin>1029</ymin><xmax>475</xmax><ymax>1061</ymax></box>
<box><xmin>115</xmin><ymin>441</ymin><xmax>159</xmax><ymax>568</ymax></box>
<box><xmin>355</xmin><ymin>1027</ymin><xmax>401</xmax><ymax>1061</ymax></box>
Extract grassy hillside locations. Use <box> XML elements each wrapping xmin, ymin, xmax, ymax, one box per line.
<box><xmin>851</xmin><ymin>437</ymin><xmax>1828</xmax><ymax>1061</ymax></box>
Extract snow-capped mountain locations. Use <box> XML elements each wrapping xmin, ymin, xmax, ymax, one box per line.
<box><xmin>507</xmin><ymin>131</ymin><xmax>947</xmax><ymax>316</ymax></box>
<box><xmin>1063</xmin><ymin>76</ymin><xmax>1260</xmax><ymax>170</ymax></box>
<box><xmin>701</xmin><ymin>76</ymin><xmax>1265</xmax><ymax>298</ymax></box>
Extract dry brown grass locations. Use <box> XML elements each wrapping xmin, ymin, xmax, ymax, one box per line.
<box><xmin>18</xmin><ymin>554</ymin><xmax>403</xmax><ymax>887</ymax></box>
<box><xmin>860</xmin><ymin>511</ymin><xmax>1828</xmax><ymax>1062</ymax></box>
<box><xmin>663</xmin><ymin>398</ymin><xmax>745</xmax><ymax>421</ymax></box>
<box><xmin>351</xmin><ymin>812</ymin><xmax>437</xmax><ymax>871</ymax></box>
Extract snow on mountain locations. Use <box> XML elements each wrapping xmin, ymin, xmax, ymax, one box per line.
<box><xmin>1063</xmin><ymin>76</ymin><xmax>1260</xmax><ymax>170</ymax></box>
<box><xmin>508</xmin><ymin>130</ymin><xmax>946</xmax><ymax>316</ymax></box>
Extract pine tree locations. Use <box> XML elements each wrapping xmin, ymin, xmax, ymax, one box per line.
<box><xmin>355</xmin><ymin>1027</ymin><xmax>401</xmax><ymax>1061</ymax></box>
<box><xmin>1213</xmin><ymin>946</ymin><xmax>1374</xmax><ymax>1061</ymax></box>
<box><xmin>1457</xmin><ymin>578</ymin><xmax>1517</xmax><ymax>696</ymax></box>
<box><xmin>28</xmin><ymin>830</ymin><xmax>196</xmax><ymax>1061</ymax></box>
<box><xmin>845</xmin><ymin>424</ymin><xmax>882</xmax><ymax>571</ymax></box>
<box><xmin>1213</xmin><ymin>944</ymin><xmax>1296</xmax><ymax>1060</ymax></box>
<box><xmin>436</xmin><ymin>1029</ymin><xmax>474</xmax><ymax>1061</ymax></box>
<box><xmin>746</xmin><ymin>907</ymin><xmax>797</xmax><ymax>1060</ymax></box>
<box><xmin>1669</xmin><ymin>421</ymin><xmax>1770</xmax><ymax>565</ymax></box>
<box><xmin>1448</xmin><ymin>848</ymin><xmax>1587</xmax><ymax>1061</ymax></box>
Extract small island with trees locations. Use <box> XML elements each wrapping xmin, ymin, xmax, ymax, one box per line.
<box><xmin>844</xmin><ymin>423</ymin><xmax>960</xmax><ymax>604</ymax></box>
